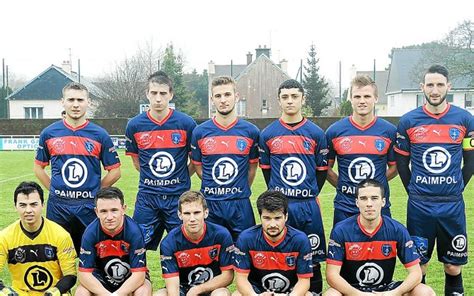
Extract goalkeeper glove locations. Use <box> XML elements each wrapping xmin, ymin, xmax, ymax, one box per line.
<box><xmin>44</xmin><ymin>287</ymin><xmax>61</xmax><ymax>296</ymax></box>
<box><xmin>0</xmin><ymin>287</ymin><xmax>18</xmax><ymax>296</ymax></box>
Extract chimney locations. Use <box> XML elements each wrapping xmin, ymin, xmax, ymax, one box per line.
<box><xmin>208</xmin><ymin>60</ymin><xmax>215</xmax><ymax>75</ymax></box>
<box><xmin>62</xmin><ymin>60</ymin><xmax>72</xmax><ymax>74</ymax></box>
<box><xmin>255</xmin><ymin>45</ymin><xmax>271</xmax><ymax>59</ymax></box>
<box><xmin>246</xmin><ymin>52</ymin><xmax>253</xmax><ymax>65</ymax></box>
<box><xmin>280</xmin><ymin>59</ymin><xmax>288</xmax><ymax>73</ymax></box>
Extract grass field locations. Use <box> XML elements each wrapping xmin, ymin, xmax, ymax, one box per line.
<box><xmin>0</xmin><ymin>150</ymin><xmax>473</xmax><ymax>294</ymax></box>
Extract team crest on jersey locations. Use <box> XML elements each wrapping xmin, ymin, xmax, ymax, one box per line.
<box><xmin>204</xmin><ymin>138</ymin><xmax>216</xmax><ymax>152</ymax></box>
<box><xmin>270</xmin><ymin>137</ymin><xmax>283</xmax><ymax>152</ymax></box>
<box><xmin>253</xmin><ymin>252</ymin><xmax>266</xmax><ymax>266</ymax></box>
<box><xmin>236</xmin><ymin>138</ymin><xmax>247</xmax><ymax>151</ymax></box>
<box><xmin>178</xmin><ymin>252</ymin><xmax>191</xmax><ymax>266</ymax></box>
<box><xmin>85</xmin><ymin>141</ymin><xmax>94</xmax><ymax>153</ymax></box>
<box><xmin>413</xmin><ymin>127</ymin><xmax>427</xmax><ymax>141</ymax></box>
<box><xmin>139</xmin><ymin>133</ymin><xmax>152</xmax><ymax>147</ymax></box>
<box><xmin>52</xmin><ymin>138</ymin><xmax>65</xmax><ymax>153</ymax></box>
<box><xmin>209</xmin><ymin>247</ymin><xmax>218</xmax><ymax>260</ymax></box>
<box><xmin>121</xmin><ymin>242</ymin><xmax>129</xmax><ymax>253</ymax></box>
<box><xmin>348</xmin><ymin>243</ymin><xmax>362</xmax><ymax>259</ymax></box>
<box><xmin>303</xmin><ymin>139</ymin><xmax>311</xmax><ymax>151</ymax></box>
<box><xmin>14</xmin><ymin>247</ymin><xmax>26</xmax><ymax>263</ymax></box>
<box><xmin>44</xmin><ymin>245</ymin><xmax>55</xmax><ymax>259</ymax></box>
<box><xmin>374</xmin><ymin>139</ymin><xmax>385</xmax><ymax>152</ymax></box>
<box><xmin>285</xmin><ymin>255</ymin><xmax>296</xmax><ymax>267</ymax></box>
<box><xmin>340</xmin><ymin>137</ymin><xmax>352</xmax><ymax>152</ymax></box>
<box><xmin>171</xmin><ymin>133</ymin><xmax>182</xmax><ymax>144</ymax></box>
<box><xmin>449</xmin><ymin>128</ymin><xmax>460</xmax><ymax>141</ymax></box>
<box><xmin>382</xmin><ymin>244</ymin><xmax>392</xmax><ymax>257</ymax></box>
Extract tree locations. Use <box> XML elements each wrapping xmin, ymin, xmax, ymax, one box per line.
<box><xmin>161</xmin><ymin>44</ymin><xmax>201</xmax><ymax>118</ymax></box>
<box><xmin>302</xmin><ymin>44</ymin><xmax>331</xmax><ymax>116</ymax></box>
<box><xmin>184</xmin><ymin>69</ymin><xmax>208</xmax><ymax>118</ymax></box>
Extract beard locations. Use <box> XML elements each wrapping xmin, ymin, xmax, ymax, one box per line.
<box><xmin>217</xmin><ymin>105</ymin><xmax>235</xmax><ymax>116</ymax></box>
<box><xmin>424</xmin><ymin>92</ymin><xmax>447</xmax><ymax>107</ymax></box>
<box><xmin>264</xmin><ymin>227</ymin><xmax>284</xmax><ymax>238</ymax></box>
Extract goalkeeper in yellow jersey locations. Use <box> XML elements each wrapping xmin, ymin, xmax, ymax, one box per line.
<box><xmin>0</xmin><ymin>181</ymin><xmax>77</xmax><ymax>296</ymax></box>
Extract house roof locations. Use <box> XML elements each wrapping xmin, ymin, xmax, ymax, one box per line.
<box><xmin>212</xmin><ymin>64</ymin><xmax>248</xmax><ymax>79</ymax></box>
<box><xmin>5</xmin><ymin>65</ymin><xmax>107</xmax><ymax>100</ymax></box>
<box><xmin>356</xmin><ymin>70</ymin><xmax>389</xmax><ymax>104</ymax></box>
<box><xmin>386</xmin><ymin>48</ymin><xmax>472</xmax><ymax>93</ymax></box>
<box><xmin>235</xmin><ymin>54</ymin><xmax>289</xmax><ymax>81</ymax></box>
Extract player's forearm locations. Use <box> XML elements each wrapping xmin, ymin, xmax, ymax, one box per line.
<box><xmin>33</xmin><ymin>164</ymin><xmax>51</xmax><ymax>189</ymax></box>
<box><xmin>261</xmin><ymin>168</ymin><xmax>270</xmax><ymax>186</ymax></box>
<box><xmin>101</xmin><ymin>167</ymin><xmax>121</xmax><ymax>187</ymax></box>
<box><xmin>131</xmin><ymin>156</ymin><xmax>140</xmax><ymax>172</ymax></box>
<box><xmin>78</xmin><ymin>272</ymin><xmax>110</xmax><ymax>295</ymax></box>
<box><xmin>316</xmin><ymin>169</ymin><xmax>327</xmax><ymax>192</ymax></box>
<box><xmin>164</xmin><ymin>277</ymin><xmax>180</xmax><ymax>296</ymax></box>
<box><xmin>289</xmin><ymin>278</ymin><xmax>310</xmax><ymax>296</ymax></box>
<box><xmin>192</xmin><ymin>271</ymin><xmax>233</xmax><ymax>294</ymax></box>
<box><xmin>386</xmin><ymin>163</ymin><xmax>398</xmax><ymax>181</ymax></box>
<box><xmin>55</xmin><ymin>275</ymin><xmax>77</xmax><ymax>294</ymax></box>
<box><xmin>395</xmin><ymin>153</ymin><xmax>411</xmax><ymax>193</ymax></box>
<box><xmin>194</xmin><ymin>165</ymin><xmax>203</xmax><ymax>179</ymax></box>
<box><xmin>393</xmin><ymin>267</ymin><xmax>422</xmax><ymax>295</ymax></box>
<box><xmin>188</xmin><ymin>160</ymin><xmax>196</xmax><ymax>177</ymax></box>
<box><xmin>462</xmin><ymin>150</ymin><xmax>474</xmax><ymax>187</ymax></box>
<box><xmin>235</xmin><ymin>274</ymin><xmax>258</xmax><ymax>296</ymax></box>
<box><xmin>248</xmin><ymin>163</ymin><xmax>258</xmax><ymax>186</ymax></box>
<box><xmin>326</xmin><ymin>166</ymin><xmax>338</xmax><ymax>187</ymax></box>
<box><xmin>116</xmin><ymin>272</ymin><xmax>145</xmax><ymax>295</ymax></box>
<box><xmin>326</xmin><ymin>272</ymin><xmax>360</xmax><ymax>295</ymax></box>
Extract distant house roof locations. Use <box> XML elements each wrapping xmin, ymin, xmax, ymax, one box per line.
<box><xmin>386</xmin><ymin>48</ymin><xmax>472</xmax><ymax>93</ymax></box>
<box><xmin>5</xmin><ymin>65</ymin><xmax>107</xmax><ymax>100</ymax></box>
<box><xmin>212</xmin><ymin>64</ymin><xmax>248</xmax><ymax>78</ymax></box>
<box><xmin>356</xmin><ymin>70</ymin><xmax>389</xmax><ymax>104</ymax></box>
<box><xmin>235</xmin><ymin>54</ymin><xmax>288</xmax><ymax>81</ymax></box>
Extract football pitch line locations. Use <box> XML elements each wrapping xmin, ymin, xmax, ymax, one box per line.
<box><xmin>0</xmin><ymin>173</ymin><xmax>35</xmax><ymax>184</ymax></box>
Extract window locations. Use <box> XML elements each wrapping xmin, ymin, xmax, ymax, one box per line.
<box><xmin>237</xmin><ymin>99</ymin><xmax>246</xmax><ymax>116</ymax></box>
<box><xmin>24</xmin><ymin>107</ymin><xmax>43</xmax><ymax>119</ymax></box>
<box><xmin>262</xmin><ymin>99</ymin><xmax>268</xmax><ymax>109</ymax></box>
<box><xmin>416</xmin><ymin>94</ymin><xmax>425</xmax><ymax>107</ymax></box>
<box><xmin>466</xmin><ymin>93</ymin><xmax>473</xmax><ymax>108</ymax></box>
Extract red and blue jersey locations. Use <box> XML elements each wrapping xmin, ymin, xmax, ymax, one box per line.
<box><xmin>78</xmin><ymin>216</ymin><xmax>147</xmax><ymax>288</ymax></box>
<box><xmin>395</xmin><ymin>104</ymin><xmax>474</xmax><ymax>200</ymax></box>
<box><xmin>259</xmin><ymin>118</ymin><xmax>328</xmax><ymax>199</ymax></box>
<box><xmin>35</xmin><ymin>120</ymin><xmax>120</xmax><ymax>200</ymax></box>
<box><xmin>160</xmin><ymin>222</ymin><xmax>234</xmax><ymax>291</ymax></box>
<box><xmin>326</xmin><ymin>117</ymin><xmax>396</xmax><ymax>213</ymax></box>
<box><xmin>327</xmin><ymin>215</ymin><xmax>419</xmax><ymax>291</ymax></box>
<box><xmin>191</xmin><ymin>118</ymin><xmax>259</xmax><ymax>201</ymax></box>
<box><xmin>234</xmin><ymin>225</ymin><xmax>313</xmax><ymax>294</ymax></box>
<box><xmin>125</xmin><ymin>110</ymin><xmax>196</xmax><ymax>196</ymax></box>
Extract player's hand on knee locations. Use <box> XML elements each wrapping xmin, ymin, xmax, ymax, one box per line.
<box><xmin>0</xmin><ymin>287</ymin><xmax>18</xmax><ymax>296</ymax></box>
<box><xmin>44</xmin><ymin>287</ymin><xmax>61</xmax><ymax>296</ymax></box>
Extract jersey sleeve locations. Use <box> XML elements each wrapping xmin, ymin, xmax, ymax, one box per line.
<box><xmin>326</xmin><ymin>227</ymin><xmax>345</xmax><ymax>266</ymax></box>
<box><xmin>296</xmin><ymin>234</ymin><xmax>313</xmax><ymax>278</ymax></box>
<box><xmin>100</xmin><ymin>132</ymin><xmax>121</xmax><ymax>171</ymax></box>
<box><xmin>35</xmin><ymin>131</ymin><xmax>50</xmax><ymax>166</ymax></box>
<box><xmin>249</xmin><ymin>126</ymin><xmax>260</xmax><ymax>163</ymax></box>
<box><xmin>57</xmin><ymin>229</ymin><xmax>77</xmax><ymax>276</ymax></box>
<box><xmin>233</xmin><ymin>235</ymin><xmax>251</xmax><ymax>273</ymax></box>
<box><xmin>78</xmin><ymin>228</ymin><xmax>97</xmax><ymax>272</ymax></box>
<box><xmin>0</xmin><ymin>231</ymin><xmax>8</xmax><ymax>272</ymax></box>
<box><xmin>258</xmin><ymin>129</ymin><xmax>271</xmax><ymax>169</ymax></box>
<box><xmin>159</xmin><ymin>237</ymin><xmax>180</xmax><ymax>278</ymax></box>
<box><xmin>186</xmin><ymin>118</ymin><xmax>197</xmax><ymax>154</ymax></box>
<box><xmin>462</xmin><ymin>113</ymin><xmax>474</xmax><ymax>151</ymax></box>
<box><xmin>315</xmin><ymin>129</ymin><xmax>329</xmax><ymax>171</ymax></box>
<box><xmin>190</xmin><ymin>127</ymin><xmax>202</xmax><ymax>165</ymax></box>
<box><xmin>125</xmin><ymin>121</ymin><xmax>139</xmax><ymax>156</ymax></box>
<box><xmin>218</xmin><ymin>230</ymin><xmax>234</xmax><ymax>270</ymax></box>
<box><xmin>396</xmin><ymin>225</ymin><xmax>420</xmax><ymax>267</ymax></box>
<box><xmin>387</xmin><ymin>124</ymin><xmax>397</xmax><ymax>164</ymax></box>
<box><xmin>128</xmin><ymin>224</ymin><xmax>148</xmax><ymax>272</ymax></box>
<box><xmin>395</xmin><ymin>118</ymin><xmax>411</xmax><ymax>156</ymax></box>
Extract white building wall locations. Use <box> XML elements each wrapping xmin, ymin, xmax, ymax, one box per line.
<box><xmin>9</xmin><ymin>100</ymin><xmax>63</xmax><ymax>119</ymax></box>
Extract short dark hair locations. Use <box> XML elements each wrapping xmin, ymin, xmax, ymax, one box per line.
<box><xmin>95</xmin><ymin>187</ymin><xmax>124</xmax><ymax>206</ymax></box>
<box><xmin>424</xmin><ymin>64</ymin><xmax>449</xmax><ymax>82</ymax></box>
<box><xmin>355</xmin><ymin>179</ymin><xmax>385</xmax><ymax>199</ymax></box>
<box><xmin>62</xmin><ymin>82</ymin><xmax>89</xmax><ymax>97</ymax></box>
<box><xmin>256</xmin><ymin>190</ymin><xmax>288</xmax><ymax>215</ymax></box>
<box><xmin>178</xmin><ymin>191</ymin><xmax>207</xmax><ymax>212</ymax></box>
<box><xmin>14</xmin><ymin>181</ymin><xmax>44</xmax><ymax>205</ymax></box>
<box><xmin>278</xmin><ymin>79</ymin><xmax>304</xmax><ymax>97</ymax></box>
<box><xmin>147</xmin><ymin>71</ymin><xmax>173</xmax><ymax>92</ymax></box>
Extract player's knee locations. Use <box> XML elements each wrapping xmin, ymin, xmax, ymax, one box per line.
<box><xmin>133</xmin><ymin>279</ymin><xmax>152</xmax><ymax>296</ymax></box>
<box><xmin>410</xmin><ymin>283</ymin><xmax>435</xmax><ymax>296</ymax></box>
<box><xmin>211</xmin><ymin>288</ymin><xmax>231</xmax><ymax>296</ymax></box>
<box><xmin>444</xmin><ymin>263</ymin><xmax>462</xmax><ymax>275</ymax></box>
<box><xmin>231</xmin><ymin>291</ymin><xmax>242</xmax><ymax>296</ymax></box>
<box><xmin>152</xmin><ymin>288</ymin><xmax>168</xmax><ymax>296</ymax></box>
<box><xmin>74</xmin><ymin>285</ymin><xmax>92</xmax><ymax>296</ymax></box>
<box><xmin>322</xmin><ymin>287</ymin><xmax>342</xmax><ymax>296</ymax></box>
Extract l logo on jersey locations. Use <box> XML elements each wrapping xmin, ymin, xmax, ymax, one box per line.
<box><xmin>356</xmin><ymin>263</ymin><xmax>384</xmax><ymax>287</ymax></box>
<box><xmin>61</xmin><ymin>158</ymin><xmax>88</xmax><ymax>188</ymax></box>
<box><xmin>25</xmin><ymin>265</ymin><xmax>53</xmax><ymax>291</ymax></box>
<box><xmin>262</xmin><ymin>273</ymin><xmax>290</xmax><ymax>293</ymax></box>
<box><xmin>188</xmin><ymin>267</ymin><xmax>214</xmax><ymax>286</ymax></box>
<box><xmin>422</xmin><ymin>146</ymin><xmax>451</xmax><ymax>174</ymax></box>
<box><xmin>105</xmin><ymin>258</ymin><xmax>131</xmax><ymax>283</ymax></box>
<box><xmin>212</xmin><ymin>157</ymin><xmax>239</xmax><ymax>185</ymax></box>
<box><xmin>348</xmin><ymin>157</ymin><xmax>375</xmax><ymax>183</ymax></box>
<box><xmin>280</xmin><ymin>157</ymin><xmax>307</xmax><ymax>186</ymax></box>
<box><xmin>452</xmin><ymin>235</ymin><xmax>467</xmax><ymax>252</ymax></box>
<box><xmin>149</xmin><ymin>151</ymin><xmax>176</xmax><ymax>178</ymax></box>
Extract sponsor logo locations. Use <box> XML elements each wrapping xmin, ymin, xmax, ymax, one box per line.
<box><xmin>413</xmin><ymin>127</ymin><xmax>428</xmax><ymax>141</ymax></box>
<box><xmin>104</xmin><ymin>258</ymin><xmax>130</xmax><ymax>283</ymax></box>
<box><xmin>148</xmin><ymin>151</ymin><xmax>176</xmax><ymax>178</ymax></box>
<box><xmin>253</xmin><ymin>252</ymin><xmax>266</xmax><ymax>267</ymax></box>
<box><xmin>308</xmin><ymin>234</ymin><xmax>320</xmax><ymax>251</ymax></box>
<box><xmin>204</xmin><ymin>138</ymin><xmax>216</xmax><ymax>152</ymax></box>
<box><xmin>188</xmin><ymin>267</ymin><xmax>214</xmax><ymax>286</ymax></box>
<box><xmin>212</xmin><ymin>157</ymin><xmax>239</xmax><ymax>185</ymax></box>
<box><xmin>452</xmin><ymin>235</ymin><xmax>467</xmax><ymax>252</ymax></box>
<box><xmin>422</xmin><ymin>146</ymin><xmax>451</xmax><ymax>174</ymax></box>
<box><xmin>280</xmin><ymin>157</ymin><xmax>306</xmax><ymax>186</ymax></box>
<box><xmin>25</xmin><ymin>265</ymin><xmax>53</xmax><ymax>291</ymax></box>
<box><xmin>271</xmin><ymin>138</ymin><xmax>283</xmax><ymax>152</ymax></box>
<box><xmin>356</xmin><ymin>263</ymin><xmax>384</xmax><ymax>287</ymax></box>
<box><xmin>14</xmin><ymin>247</ymin><xmax>26</xmax><ymax>263</ymax></box>
<box><xmin>262</xmin><ymin>273</ymin><xmax>290</xmax><ymax>293</ymax></box>
<box><xmin>348</xmin><ymin>157</ymin><xmax>375</xmax><ymax>183</ymax></box>
<box><xmin>340</xmin><ymin>137</ymin><xmax>352</xmax><ymax>152</ymax></box>
<box><xmin>348</xmin><ymin>244</ymin><xmax>362</xmax><ymax>259</ymax></box>
<box><xmin>62</xmin><ymin>158</ymin><xmax>88</xmax><ymax>188</ymax></box>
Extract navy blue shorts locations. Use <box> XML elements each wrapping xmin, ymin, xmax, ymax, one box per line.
<box><xmin>287</xmin><ymin>197</ymin><xmax>326</xmax><ymax>263</ymax></box>
<box><xmin>333</xmin><ymin>207</ymin><xmax>391</xmax><ymax>226</ymax></box>
<box><xmin>206</xmin><ymin>198</ymin><xmax>256</xmax><ymax>241</ymax></box>
<box><xmin>133</xmin><ymin>192</ymin><xmax>181</xmax><ymax>250</ymax></box>
<box><xmin>407</xmin><ymin>198</ymin><xmax>467</xmax><ymax>265</ymax></box>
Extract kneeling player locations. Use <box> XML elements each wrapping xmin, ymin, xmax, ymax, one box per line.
<box><xmin>76</xmin><ymin>187</ymin><xmax>151</xmax><ymax>296</ymax></box>
<box><xmin>233</xmin><ymin>190</ymin><xmax>313</xmax><ymax>296</ymax></box>
<box><xmin>156</xmin><ymin>191</ymin><xmax>234</xmax><ymax>296</ymax></box>
<box><xmin>324</xmin><ymin>179</ymin><xmax>434</xmax><ymax>296</ymax></box>
<box><xmin>0</xmin><ymin>181</ymin><xmax>76</xmax><ymax>296</ymax></box>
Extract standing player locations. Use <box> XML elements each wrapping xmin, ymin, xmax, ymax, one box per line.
<box><xmin>325</xmin><ymin>179</ymin><xmax>435</xmax><ymax>295</ymax></box>
<box><xmin>191</xmin><ymin>76</ymin><xmax>259</xmax><ymax>240</ymax></box>
<box><xmin>395</xmin><ymin>65</ymin><xmax>474</xmax><ymax>295</ymax></box>
<box><xmin>76</xmin><ymin>187</ymin><xmax>151</xmax><ymax>296</ymax></box>
<box><xmin>259</xmin><ymin>79</ymin><xmax>327</xmax><ymax>294</ymax></box>
<box><xmin>0</xmin><ymin>181</ymin><xmax>76</xmax><ymax>296</ymax></box>
<box><xmin>326</xmin><ymin>74</ymin><xmax>397</xmax><ymax>225</ymax></box>
<box><xmin>157</xmin><ymin>191</ymin><xmax>234</xmax><ymax>296</ymax></box>
<box><xmin>34</xmin><ymin>82</ymin><xmax>121</xmax><ymax>254</ymax></box>
<box><xmin>233</xmin><ymin>190</ymin><xmax>313</xmax><ymax>296</ymax></box>
<box><xmin>125</xmin><ymin>71</ymin><xmax>197</xmax><ymax>250</ymax></box>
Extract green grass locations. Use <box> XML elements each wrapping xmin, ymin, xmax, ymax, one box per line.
<box><xmin>0</xmin><ymin>150</ymin><xmax>473</xmax><ymax>294</ymax></box>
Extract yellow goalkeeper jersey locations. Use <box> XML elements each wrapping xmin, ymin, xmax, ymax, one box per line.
<box><xmin>0</xmin><ymin>218</ymin><xmax>76</xmax><ymax>296</ymax></box>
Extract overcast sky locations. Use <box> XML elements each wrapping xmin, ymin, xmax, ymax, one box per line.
<box><xmin>1</xmin><ymin>0</ymin><xmax>472</xmax><ymax>89</ymax></box>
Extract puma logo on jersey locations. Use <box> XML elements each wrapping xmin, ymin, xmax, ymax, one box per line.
<box><xmin>30</xmin><ymin>249</ymin><xmax>38</xmax><ymax>256</ymax></box>
<box><xmin>358</xmin><ymin>141</ymin><xmax>366</xmax><ymax>147</ymax></box>
<box><xmin>195</xmin><ymin>253</ymin><xmax>202</xmax><ymax>259</ymax></box>
<box><xmin>139</xmin><ymin>260</ymin><xmax>145</xmax><ymax>264</ymax></box>
<box><xmin>70</xmin><ymin>141</ymin><xmax>77</xmax><ymax>146</ymax></box>
<box><xmin>433</xmin><ymin>130</ymin><xmax>441</xmax><ymax>136</ymax></box>
<box><xmin>157</xmin><ymin>135</ymin><xmax>164</xmax><ymax>141</ymax></box>
<box><xmin>221</xmin><ymin>141</ymin><xmax>229</xmax><ymax>148</ymax></box>
<box><xmin>288</xmin><ymin>140</ymin><xmax>296</xmax><ymax>148</ymax></box>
